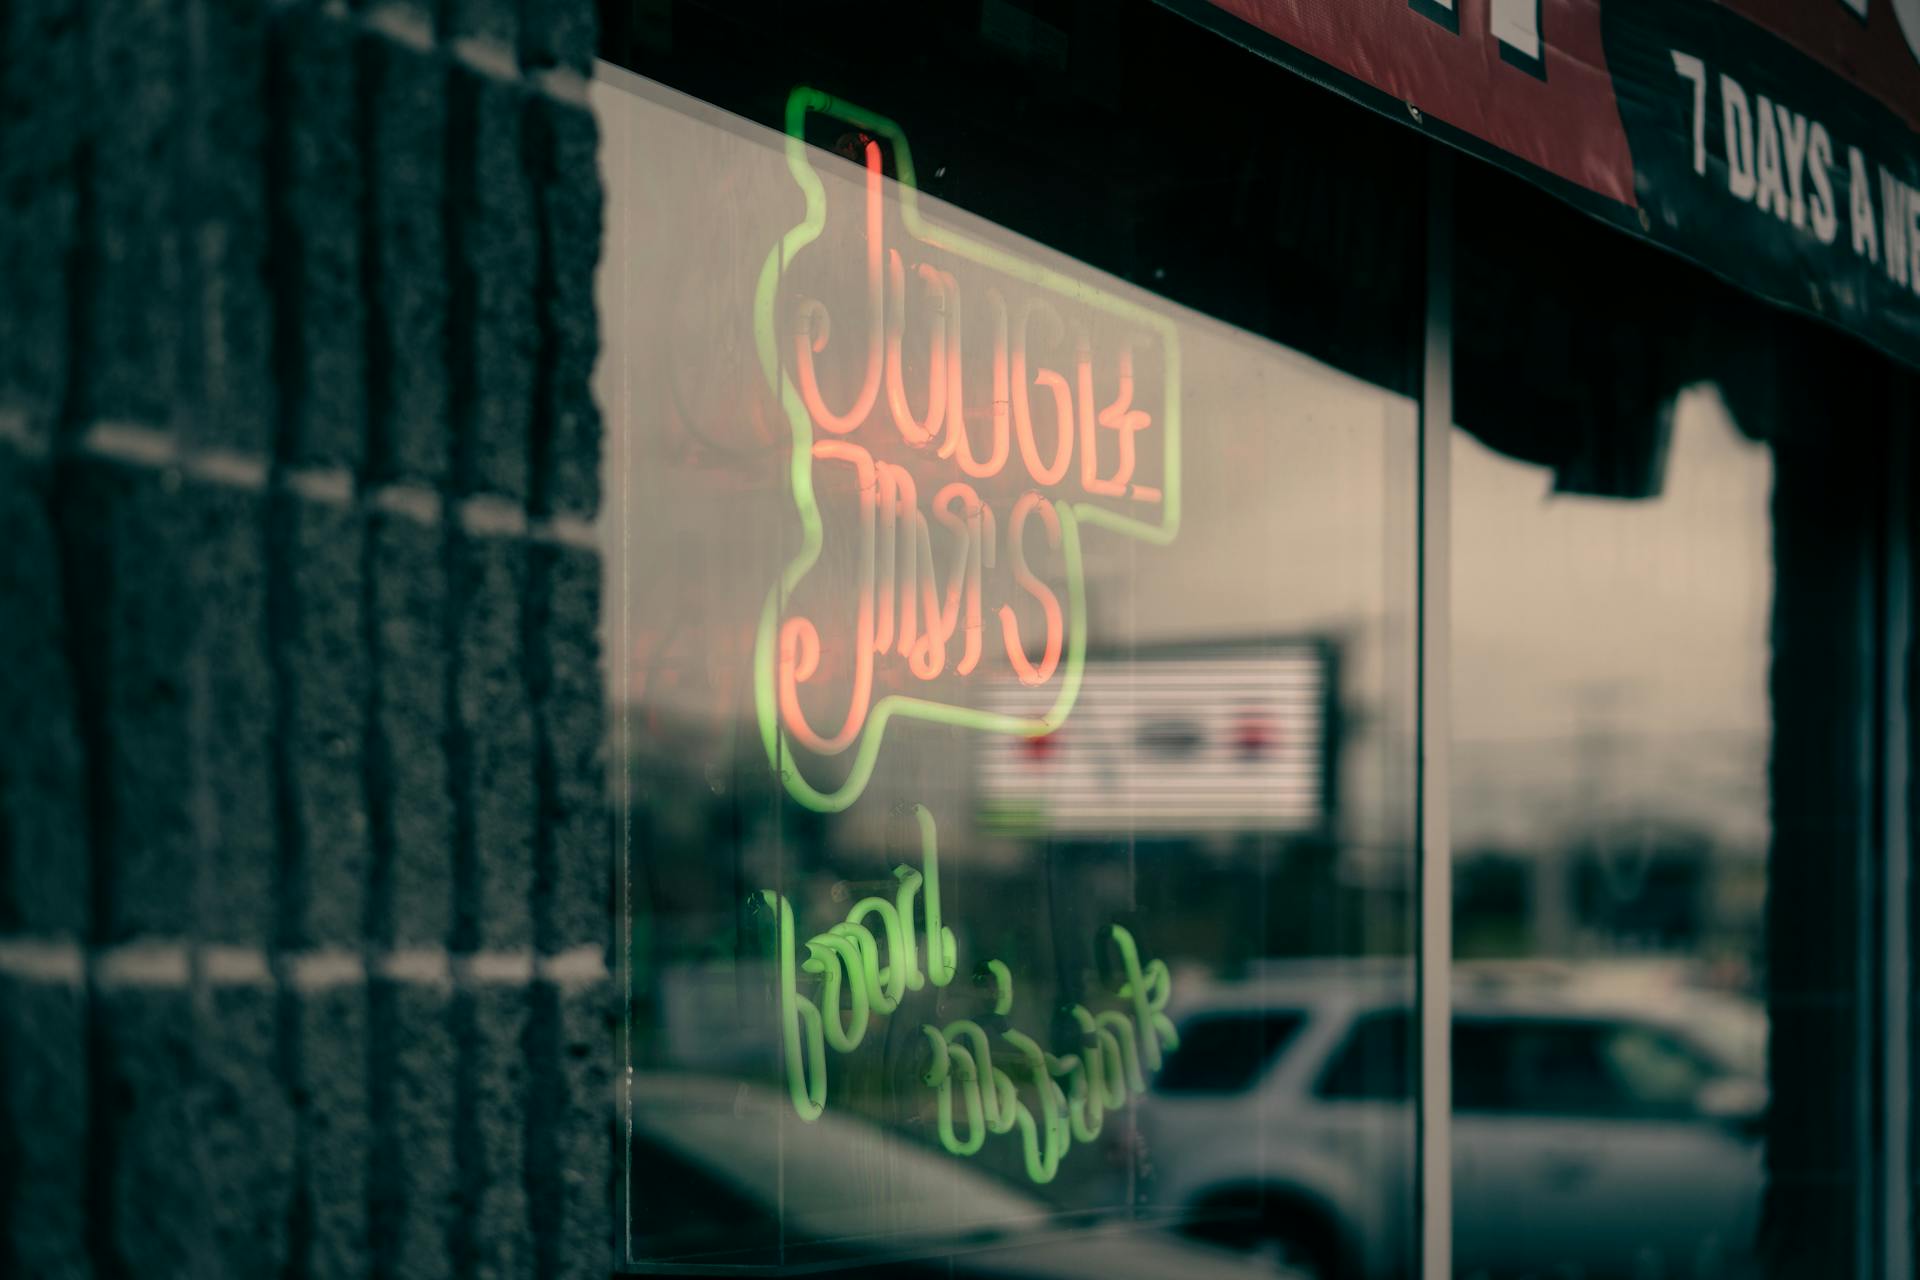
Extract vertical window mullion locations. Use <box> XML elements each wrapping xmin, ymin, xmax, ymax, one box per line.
<box><xmin>1882</xmin><ymin>388</ymin><xmax>1913</xmax><ymax>1280</ymax></box>
<box><xmin>1417</xmin><ymin>144</ymin><xmax>1455</xmax><ymax>1280</ymax></box>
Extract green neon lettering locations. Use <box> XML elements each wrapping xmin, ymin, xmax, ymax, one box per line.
<box><xmin>758</xmin><ymin>807</ymin><xmax>1175</xmax><ymax>1182</ymax></box>
<box><xmin>737</xmin><ymin>89</ymin><xmax>1186</xmax><ymax>1186</ymax></box>
<box><xmin>1110</xmin><ymin>924</ymin><xmax>1180</xmax><ymax>1071</ymax></box>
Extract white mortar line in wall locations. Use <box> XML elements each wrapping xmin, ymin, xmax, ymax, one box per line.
<box><xmin>44</xmin><ymin>422</ymin><xmax>602</xmax><ymax>544</ymax></box>
<box><xmin>286</xmin><ymin>465</ymin><xmax>355</xmax><ymax>505</ymax></box>
<box><xmin>449</xmin><ymin>35</ymin><xmax>520</xmax><ymax>83</ymax></box>
<box><xmin>362</xmin><ymin>1</ymin><xmax>433</xmax><ymax>52</ymax></box>
<box><xmin>531</xmin><ymin>513</ymin><xmax>599</xmax><ymax>552</ymax></box>
<box><xmin>84</xmin><ymin>421</ymin><xmax>179</xmax><ymax>469</ymax></box>
<box><xmin>380</xmin><ymin>947</ymin><xmax>454</xmax><ymax>986</ymax></box>
<box><xmin>457</xmin><ymin>949</ymin><xmax>536</xmax><ymax>985</ymax></box>
<box><xmin>97</xmin><ymin>940</ymin><xmax>193</xmax><ymax>989</ymax></box>
<box><xmin>316</xmin><ymin>1</ymin><xmax>592</xmax><ymax>109</ymax></box>
<box><xmin>202</xmin><ymin>945</ymin><xmax>273</xmax><ymax>986</ymax></box>
<box><xmin>0</xmin><ymin>938</ymin><xmax>86</xmax><ymax>986</ymax></box>
<box><xmin>0</xmin><ymin>938</ymin><xmax>609</xmax><ymax>990</ymax></box>
<box><xmin>459</xmin><ymin>494</ymin><xmax>529</xmax><ymax>538</ymax></box>
<box><xmin>187</xmin><ymin>448</ymin><xmax>271</xmax><ymax>491</ymax></box>
<box><xmin>533</xmin><ymin>68</ymin><xmax>591</xmax><ymax>107</ymax></box>
<box><xmin>536</xmin><ymin>944</ymin><xmax>610</xmax><ymax>988</ymax></box>
<box><xmin>370</xmin><ymin>483</ymin><xmax>445</xmax><ymax>526</ymax></box>
<box><xmin>0</xmin><ymin>411</ymin><xmax>48</xmax><ymax>458</ymax></box>
<box><xmin>291</xmin><ymin>948</ymin><xmax>367</xmax><ymax>991</ymax></box>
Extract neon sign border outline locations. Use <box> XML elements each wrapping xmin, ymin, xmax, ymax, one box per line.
<box><xmin>751</xmin><ymin>87</ymin><xmax>1184</xmax><ymax>812</ymax></box>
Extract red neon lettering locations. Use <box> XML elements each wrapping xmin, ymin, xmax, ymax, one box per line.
<box><xmin>776</xmin><ymin>455</ymin><xmax>1072</xmax><ymax>738</ymax></box>
<box><xmin>1079</xmin><ymin>340</ymin><xmax>1153</xmax><ymax>498</ymax></box>
<box><xmin>931</xmin><ymin>483</ymin><xmax>994</xmax><ymax>678</ymax></box>
<box><xmin>939</xmin><ymin>278</ymin><xmax>1011</xmax><ymax>479</ymax></box>
<box><xmin>999</xmin><ymin>493</ymin><xmax>1064</xmax><ymax>687</ymax></box>
<box><xmin>794</xmin><ymin>140</ymin><xmax>885</xmax><ymax>435</ymax></box>
<box><xmin>872</xmin><ymin>462</ymin><xmax>920</xmax><ymax>658</ymax></box>
<box><xmin>775</xmin><ymin>172</ymin><xmax>1181</xmax><ymax>741</ymax></box>
<box><xmin>885</xmin><ymin>252</ymin><xmax>946</xmax><ymax>446</ymax></box>
<box><xmin>779</xmin><ymin>440</ymin><xmax>878</xmax><ymax>752</ymax></box>
<box><xmin>907</xmin><ymin>502</ymin><xmax>953</xmax><ymax>681</ymax></box>
<box><xmin>1011</xmin><ymin>300</ymin><xmax>1073</xmax><ymax>487</ymax></box>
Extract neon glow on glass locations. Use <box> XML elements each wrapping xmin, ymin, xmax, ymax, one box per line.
<box><xmin>753</xmin><ymin>86</ymin><xmax>1183</xmax><ymax>814</ymax></box>
<box><xmin>758</xmin><ymin>803</ymin><xmax>1179</xmax><ymax>1183</ymax></box>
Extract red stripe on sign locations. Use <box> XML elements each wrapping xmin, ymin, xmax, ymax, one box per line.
<box><xmin>1202</xmin><ymin>0</ymin><xmax>1638</xmax><ymax>204</ymax></box>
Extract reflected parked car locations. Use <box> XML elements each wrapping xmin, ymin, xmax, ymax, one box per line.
<box><xmin>627</xmin><ymin>1072</ymin><xmax>1301</xmax><ymax>1279</ymax></box>
<box><xmin>1138</xmin><ymin>962</ymin><xmax>1767</xmax><ymax>1280</ymax></box>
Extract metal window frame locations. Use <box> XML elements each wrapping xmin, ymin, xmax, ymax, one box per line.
<box><xmin>592</xmin><ymin>55</ymin><xmax>1920</xmax><ymax>1280</ymax></box>
<box><xmin>1408</xmin><ymin>170</ymin><xmax>1917</xmax><ymax>1280</ymax></box>
<box><xmin>1416</xmin><ymin>147</ymin><xmax>1455</xmax><ymax>1280</ymax></box>
<box><xmin>1882</xmin><ymin>386</ymin><xmax>1913</xmax><ymax>1280</ymax></box>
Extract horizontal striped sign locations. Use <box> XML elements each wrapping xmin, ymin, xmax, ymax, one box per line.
<box><xmin>976</xmin><ymin>647</ymin><xmax>1330</xmax><ymax>835</ymax></box>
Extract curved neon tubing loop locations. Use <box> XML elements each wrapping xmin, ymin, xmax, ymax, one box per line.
<box><xmin>888</xmin><ymin>866</ymin><xmax>926</xmax><ymax>992</ymax></box>
<box><xmin>944</xmin><ymin>1020</ymin><xmax>1019</xmax><ymax>1136</ymax></box>
<box><xmin>1054</xmin><ymin>1050</ymin><xmax>1104</xmax><ymax>1144</ymax></box>
<box><xmin>1111</xmin><ymin>924</ymin><xmax>1180</xmax><ymax>1071</ymax></box>
<box><xmin>913</xmin><ymin>803</ymin><xmax>958</xmax><ymax>986</ymax></box>
<box><xmin>939</xmin><ymin>273</ymin><xmax>1010</xmax><ymax>479</ymax></box>
<box><xmin>930</xmin><ymin>484</ymin><xmax>992</xmax><ymax>678</ymax></box>
<box><xmin>1002</xmin><ymin>1030</ymin><xmax>1069</xmax><ymax>1184</ymax></box>
<box><xmin>840</xmin><ymin>899</ymin><xmax>907</xmax><ymax>1013</ymax></box>
<box><xmin>1090</xmin><ymin>340</ymin><xmax>1153</xmax><ymax>498</ymax></box>
<box><xmin>871</xmin><ymin>463</ymin><xmax>920</xmax><ymax>660</ymax></box>
<box><xmin>929</xmin><ymin>1040</ymin><xmax>988</xmax><ymax>1156</ymax></box>
<box><xmin>1095</xmin><ymin>1009</ymin><xmax>1147</xmax><ymax>1095</ymax></box>
<box><xmin>792</xmin><ymin>140</ymin><xmax>884</xmax><ymax>435</ymax></box>
<box><xmin>803</xmin><ymin>928</ymin><xmax>869</xmax><ymax>1052</ymax></box>
<box><xmin>885</xmin><ymin>253</ymin><xmax>947</xmax><ymax>445</ymax></box>
<box><xmin>985</xmin><ymin>958</ymin><xmax>1014</xmax><ymax>1015</ymax></box>
<box><xmin>775</xmin><ymin>440</ymin><xmax>878</xmax><ymax>756</ymax></box>
<box><xmin>921</xmin><ymin>1024</ymin><xmax>952</xmax><ymax>1088</ymax></box>
<box><xmin>1011</xmin><ymin>298</ymin><xmax>1073</xmax><ymax>486</ymax></box>
<box><xmin>754</xmin><ymin>509</ymin><xmax>1085</xmax><ymax>814</ymax></box>
<box><xmin>1072</xmin><ymin>1005</ymin><xmax>1128</xmax><ymax>1111</ymax></box>
<box><xmin>761</xmin><ymin>891</ymin><xmax>827</xmax><ymax>1121</ymax></box>
<box><xmin>998</xmin><ymin>492</ymin><xmax>1064</xmax><ymax>687</ymax></box>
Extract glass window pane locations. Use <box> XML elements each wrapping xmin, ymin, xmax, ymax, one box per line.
<box><xmin>1451</xmin><ymin>310</ymin><xmax>1894</xmax><ymax>1279</ymax></box>
<box><xmin>1155</xmin><ymin>1012</ymin><xmax>1308</xmax><ymax>1096</ymax></box>
<box><xmin>1316</xmin><ymin>1010</ymin><xmax>1413</xmax><ymax>1103</ymax></box>
<box><xmin>596</xmin><ymin>60</ymin><xmax>1421</xmax><ymax>1276</ymax></box>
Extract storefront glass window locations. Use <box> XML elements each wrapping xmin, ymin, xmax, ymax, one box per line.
<box><xmin>596</xmin><ymin>68</ymin><xmax>1418</xmax><ymax>1274</ymax></box>
<box><xmin>1451</xmin><ymin>366</ymin><xmax>1892</xmax><ymax>1279</ymax></box>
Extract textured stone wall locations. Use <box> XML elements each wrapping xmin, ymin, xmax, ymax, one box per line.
<box><xmin>0</xmin><ymin>2</ymin><xmax>610</xmax><ymax>1277</ymax></box>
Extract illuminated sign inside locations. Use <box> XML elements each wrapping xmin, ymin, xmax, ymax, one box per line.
<box><xmin>746</xmin><ymin>89</ymin><xmax>1187</xmax><ymax>1178</ymax></box>
<box><xmin>979</xmin><ymin>647</ymin><xmax>1332</xmax><ymax>834</ymax></box>
<box><xmin>752</xmin><ymin>88</ymin><xmax>1182</xmax><ymax>815</ymax></box>
<box><xmin>756</xmin><ymin>805</ymin><xmax>1178</xmax><ymax>1184</ymax></box>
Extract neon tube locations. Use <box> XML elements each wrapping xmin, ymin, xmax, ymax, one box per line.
<box><xmin>792</xmin><ymin>140</ymin><xmax>885</xmax><ymax>435</ymax></box>
<box><xmin>884</xmin><ymin>252</ymin><xmax>947</xmax><ymax>445</ymax></box>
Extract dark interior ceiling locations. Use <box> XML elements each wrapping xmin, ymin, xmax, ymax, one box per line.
<box><xmin>597</xmin><ymin>0</ymin><xmax>1882</xmax><ymax>498</ymax></box>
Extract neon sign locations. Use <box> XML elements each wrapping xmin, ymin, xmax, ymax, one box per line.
<box><xmin>756</xmin><ymin>804</ymin><xmax>1179</xmax><ymax>1185</ymax></box>
<box><xmin>747</xmin><ymin>89</ymin><xmax>1186</xmax><ymax>1181</ymax></box>
<box><xmin>752</xmin><ymin>88</ymin><xmax>1182</xmax><ymax>814</ymax></box>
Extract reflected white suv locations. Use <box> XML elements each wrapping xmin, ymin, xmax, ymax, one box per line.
<box><xmin>1136</xmin><ymin>962</ymin><xmax>1767</xmax><ymax>1280</ymax></box>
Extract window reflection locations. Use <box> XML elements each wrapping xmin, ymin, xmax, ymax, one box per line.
<box><xmin>1451</xmin><ymin>390</ymin><xmax>1774</xmax><ymax>1280</ymax></box>
<box><xmin>597</xmin><ymin>69</ymin><xmax>1417</xmax><ymax>1276</ymax></box>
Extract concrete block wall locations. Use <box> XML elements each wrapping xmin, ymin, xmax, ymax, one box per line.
<box><xmin>0</xmin><ymin>1</ymin><xmax>611</xmax><ymax>1277</ymax></box>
